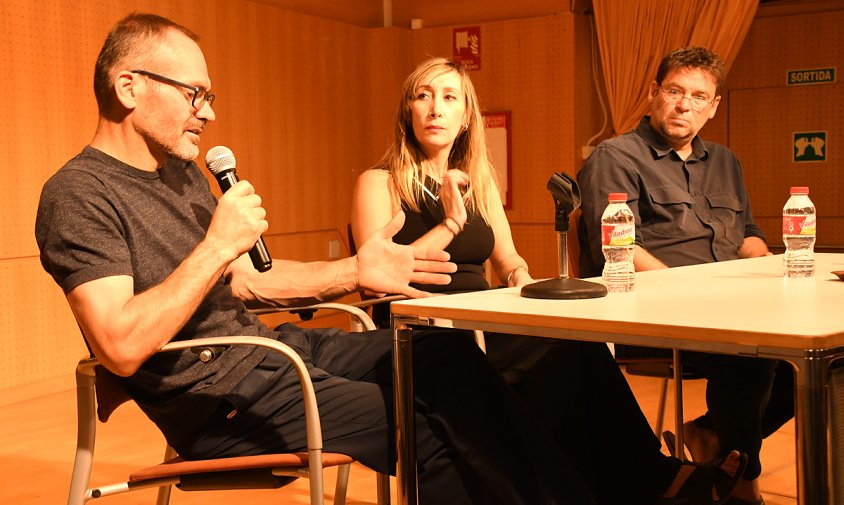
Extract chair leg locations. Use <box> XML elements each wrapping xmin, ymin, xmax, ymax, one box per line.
<box><xmin>334</xmin><ymin>464</ymin><xmax>350</xmax><ymax>505</ymax></box>
<box><xmin>155</xmin><ymin>445</ymin><xmax>177</xmax><ymax>505</ymax></box>
<box><xmin>472</xmin><ymin>330</ymin><xmax>486</xmax><ymax>354</ymax></box>
<box><xmin>155</xmin><ymin>485</ymin><xmax>172</xmax><ymax>505</ymax></box>
<box><xmin>655</xmin><ymin>378</ymin><xmax>669</xmax><ymax>436</ymax></box>
<box><xmin>375</xmin><ymin>472</ymin><xmax>392</xmax><ymax>505</ymax></box>
<box><xmin>69</xmin><ymin>372</ymin><xmax>97</xmax><ymax>505</ymax></box>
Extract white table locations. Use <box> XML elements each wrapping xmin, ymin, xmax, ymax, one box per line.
<box><xmin>391</xmin><ymin>253</ymin><xmax>844</xmax><ymax>505</ymax></box>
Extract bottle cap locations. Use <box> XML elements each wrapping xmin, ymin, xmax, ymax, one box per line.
<box><xmin>790</xmin><ymin>186</ymin><xmax>809</xmax><ymax>194</ymax></box>
<box><xmin>607</xmin><ymin>192</ymin><xmax>627</xmax><ymax>201</ymax></box>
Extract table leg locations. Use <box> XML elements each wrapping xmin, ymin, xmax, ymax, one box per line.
<box><xmin>793</xmin><ymin>354</ymin><xmax>831</xmax><ymax>504</ymax></box>
<box><xmin>393</xmin><ymin>322</ymin><xmax>417</xmax><ymax>505</ymax></box>
<box><xmin>673</xmin><ymin>349</ymin><xmax>686</xmax><ymax>460</ymax></box>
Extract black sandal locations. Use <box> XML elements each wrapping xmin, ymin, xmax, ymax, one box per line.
<box><xmin>657</xmin><ymin>452</ymin><xmax>748</xmax><ymax>505</ymax></box>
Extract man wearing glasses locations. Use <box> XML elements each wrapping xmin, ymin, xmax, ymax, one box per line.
<box><xmin>577</xmin><ymin>47</ymin><xmax>793</xmax><ymax>505</ymax></box>
<box><xmin>36</xmin><ymin>11</ymin><xmax>608</xmax><ymax>505</ymax></box>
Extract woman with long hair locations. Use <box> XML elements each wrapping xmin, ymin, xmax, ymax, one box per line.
<box><xmin>353</xmin><ymin>57</ymin><xmax>530</xmax><ymax>299</ymax></box>
<box><xmin>351</xmin><ymin>56</ymin><xmax>747</xmax><ymax>505</ymax></box>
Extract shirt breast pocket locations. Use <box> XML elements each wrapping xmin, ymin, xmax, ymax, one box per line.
<box><xmin>706</xmin><ymin>193</ymin><xmax>745</xmax><ymax>246</ymax></box>
<box><xmin>648</xmin><ymin>187</ymin><xmax>693</xmax><ymax>237</ymax></box>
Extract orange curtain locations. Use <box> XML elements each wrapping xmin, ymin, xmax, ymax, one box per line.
<box><xmin>592</xmin><ymin>0</ymin><xmax>758</xmax><ymax>137</ymax></box>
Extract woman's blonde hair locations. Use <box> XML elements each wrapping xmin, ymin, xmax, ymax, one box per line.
<box><xmin>374</xmin><ymin>57</ymin><xmax>500</xmax><ymax>223</ymax></box>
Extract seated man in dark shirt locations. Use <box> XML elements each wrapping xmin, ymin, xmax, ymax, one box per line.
<box><xmin>578</xmin><ymin>47</ymin><xmax>794</xmax><ymax>505</ymax></box>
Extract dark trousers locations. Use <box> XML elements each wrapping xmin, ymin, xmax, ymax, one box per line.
<box><xmin>484</xmin><ymin>333</ymin><xmax>681</xmax><ymax>505</ymax></box>
<box><xmin>683</xmin><ymin>353</ymin><xmax>795</xmax><ymax>480</ymax></box>
<box><xmin>181</xmin><ymin>325</ymin><xmax>596</xmax><ymax>505</ymax></box>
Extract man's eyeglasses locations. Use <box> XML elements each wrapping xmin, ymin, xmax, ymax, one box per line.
<box><xmin>132</xmin><ymin>70</ymin><xmax>215</xmax><ymax>110</ymax></box>
<box><xmin>659</xmin><ymin>87</ymin><xmax>715</xmax><ymax>111</ymax></box>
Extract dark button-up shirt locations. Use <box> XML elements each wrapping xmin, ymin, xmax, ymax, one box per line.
<box><xmin>577</xmin><ymin>116</ymin><xmax>765</xmax><ymax>277</ymax></box>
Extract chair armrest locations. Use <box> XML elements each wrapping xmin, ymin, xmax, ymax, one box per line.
<box><xmin>251</xmin><ymin>303</ymin><xmax>377</xmax><ymax>332</ymax></box>
<box><xmin>72</xmin><ymin>336</ymin><xmax>328</xmax><ymax>504</ymax></box>
<box><xmin>347</xmin><ymin>294</ymin><xmax>408</xmax><ymax>310</ymax></box>
<box><xmin>177</xmin><ymin>337</ymin><xmax>325</xmax><ymax>452</ymax></box>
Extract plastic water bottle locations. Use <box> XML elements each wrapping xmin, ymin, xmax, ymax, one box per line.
<box><xmin>782</xmin><ymin>186</ymin><xmax>816</xmax><ymax>277</ymax></box>
<box><xmin>601</xmin><ymin>192</ymin><xmax>635</xmax><ymax>292</ymax></box>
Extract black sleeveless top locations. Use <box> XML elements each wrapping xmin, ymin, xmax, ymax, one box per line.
<box><xmin>372</xmin><ymin>176</ymin><xmax>496</xmax><ymax>326</ymax></box>
<box><xmin>394</xmin><ymin>177</ymin><xmax>495</xmax><ymax>292</ymax></box>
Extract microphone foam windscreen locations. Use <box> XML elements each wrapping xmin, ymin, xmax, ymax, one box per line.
<box><xmin>205</xmin><ymin>145</ymin><xmax>236</xmax><ymax>174</ymax></box>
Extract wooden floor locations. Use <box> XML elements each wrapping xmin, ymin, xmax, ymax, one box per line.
<box><xmin>1</xmin><ymin>368</ymin><xmax>796</xmax><ymax>504</ymax></box>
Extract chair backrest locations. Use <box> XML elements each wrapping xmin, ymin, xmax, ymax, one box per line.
<box><xmin>94</xmin><ymin>366</ymin><xmax>132</xmax><ymax>422</ymax></box>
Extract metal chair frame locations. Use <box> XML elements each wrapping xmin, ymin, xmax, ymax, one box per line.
<box><xmin>68</xmin><ymin>304</ymin><xmax>390</xmax><ymax>505</ymax></box>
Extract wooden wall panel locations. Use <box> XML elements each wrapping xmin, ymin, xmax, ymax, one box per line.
<box><xmin>511</xmin><ymin>224</ymin><xmax>561</xmax><ymax>280</ymax></box>
<box><xmin>390</xmin><ymin>0</ymin><xmax>571</xmax><ymax>29</ymax></box>
<box><xmin>0</xmin><ymin>0</ymin><xmax>121</xmax><ymax>390</ymax></box>
<box><xmin>197</xmin><ymin>3</ymin><xmax>370</xmax><ymax>237</ymax></box>
<box><xmin>262</xmin><ymin>229</ymin><xmax>350</xmax><ymax>261</ymax></box>
<box><xmin>699</xmin><ymin>96</ymin><xmax>728</xmax><ymax>146</ymax></box>
<box><xmin>252</xmin><ymin>0</ymin><xmax>579</xmax><ymax>28</ymax></box>
<box><xmin>0</xmin><ymin>0</ymin><xmax>100</xmax><ymax>260</ymax></box>
<box><xmin>469</xmin><ymin>15</ymin><xmax>574</xmax><ymax>226</ymax></box>
<box><xmin>366</xmin><ymin>28</ymin><xmax>412</xmax><ymax>172</ymax></box>
<box><xmin>251</xmin><ymin>0</ymin><xmax>383</xmax><ymax>28</ymax></box>
<box><xmin>730</xmin><ymin>84</ymin><xmax>843</xmax><ymax>247</ymax></box>
<box><xmin>726</xmin><ymin>9</ymin><xmax>844</xmax><ymax>248</ymax></box>
<box><xmin>0</xmin><ymin>259</ymin><xmax>85</xmax><ymax>389</ymax></box>
<box><xmin>727</xmin><ymin>9</ymin><xmax>843</xmax><ymax>91</ymax></box>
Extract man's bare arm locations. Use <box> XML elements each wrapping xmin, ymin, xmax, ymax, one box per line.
<box><xmin>228</xmin><ymin>211</ymin><xmax>457</xmax><ymax>308</ymax></box>
<box><xmin>633</xmin><ymin>245</ymin><xmax>669</xmax><ymax>271</ymax></box>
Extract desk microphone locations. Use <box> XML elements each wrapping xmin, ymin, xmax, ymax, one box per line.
<box><xmin>205</xmin><ymin>145</ymin><xmax>273</xmax><ymax>272</ymax></box>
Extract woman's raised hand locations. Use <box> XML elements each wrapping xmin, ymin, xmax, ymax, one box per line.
<box><xmin>439</xmin><ymin>169</ymin><xmax>469</xmax><ymax>229</ymax></box>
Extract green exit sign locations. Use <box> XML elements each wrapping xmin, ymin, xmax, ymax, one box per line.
<box><xmin>793</xmin><ymin>131</ymin><xmax>826</xmax><ymax>162</ymax></box>
<box><xmin>788</xmin><ymin>67</ymin><xmax>836</xmax><ymax>86</ymax></box>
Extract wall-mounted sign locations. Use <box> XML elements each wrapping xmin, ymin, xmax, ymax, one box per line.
<box><xmin>483</xmin><ymin>112</ymin><xmax>511</xmax><ymax>208</ymax></box>
<box><xmin>793</xmin><ymin>131</ymin><xmax>826</xmax><ymax>162</ymax></box>
<box><xmin>453</xmin><ymin>26</ymin><xmax>480</xmax><ymax>70</ymax></box>
<box><xmin>787</xmin><ymin>67</ymin><xmax>836</xmax><ymax>86</ymax></box>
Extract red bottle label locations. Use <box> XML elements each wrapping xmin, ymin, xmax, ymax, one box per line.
<box><xmin>601</xmin><ymin>224</ymin><xmax>634</xmax><ymax>246</ymax></box>
<box><xmin>782</xmin><ymin>215</ymin><xmax>816</xmax><ymax>235</ymax></box>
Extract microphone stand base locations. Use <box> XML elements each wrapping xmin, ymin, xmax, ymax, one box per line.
<box><xmin>520</xmin><ymin>277</ymin><xmax>608</xmax><ymax>300</ymax></box>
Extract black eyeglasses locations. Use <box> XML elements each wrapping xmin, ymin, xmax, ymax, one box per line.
<box><xmin>131</xmin><ymin>70</ymin><xmax>215</xmax><ymax>110</ymax></box>
<box><xmin>659</xmin><ymin>87</ymin><xmax>715</xmax><ymax>111</ymax></box>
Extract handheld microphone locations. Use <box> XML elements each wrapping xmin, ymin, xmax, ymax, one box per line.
<box><xmin>205</xmin><ymin>146</ymin><xmax>273</xmax><ymax>272</ymax></box>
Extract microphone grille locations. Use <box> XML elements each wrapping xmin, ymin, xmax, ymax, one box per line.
<box><xmin>205</xmin><ymin>146</ymin><xmax>236</xmax><ymax>174</ymax></box>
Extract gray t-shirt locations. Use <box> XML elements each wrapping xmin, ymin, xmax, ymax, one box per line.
<box><xmin>36</xmin><ymin>146</ymin><xmax>276</xmax><ymax>444</ymax></box>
